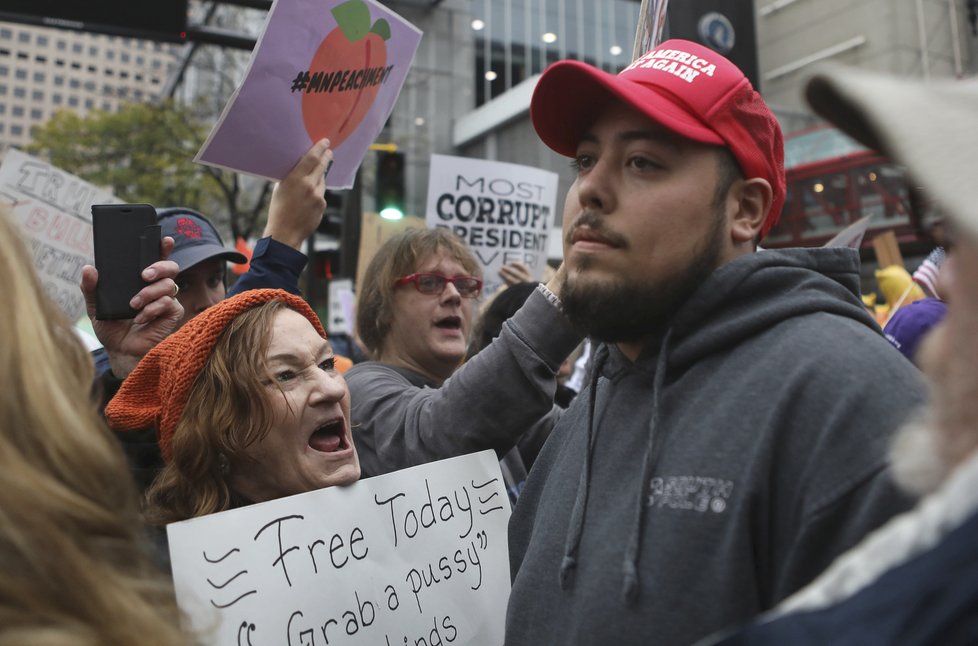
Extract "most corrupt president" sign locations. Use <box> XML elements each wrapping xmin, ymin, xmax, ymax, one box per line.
<box><xmin>425</xmin><ymin>155</ymin><xmax>558</xmax><ymax>295</ymax></box>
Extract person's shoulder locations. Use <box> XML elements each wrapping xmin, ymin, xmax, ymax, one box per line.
<box><xmin>345</xmin><ymin>361</ymin><xmax>423</xmax><ymax>389</ymax></box>
<box><xmin>345</xmin><ymin>360</ymin><xmax>395</xmax><ymax>379</ymax></box>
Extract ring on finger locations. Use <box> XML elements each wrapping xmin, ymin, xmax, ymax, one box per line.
<box><xmin>172</xmin><ymin>282</ymin><xmax>180</xmax><ymax>298</ymax></box>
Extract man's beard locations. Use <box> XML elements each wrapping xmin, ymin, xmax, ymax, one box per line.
<box><xmin>559</xmin><ymin>211</ymin><xmax>725</xmax><ymax>344</ymax></box>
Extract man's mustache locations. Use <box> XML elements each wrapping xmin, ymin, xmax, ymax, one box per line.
<box><xmin>564</xmin><ymin>211</ymin><xmax>629</xmax><ymax>249</ymax></box>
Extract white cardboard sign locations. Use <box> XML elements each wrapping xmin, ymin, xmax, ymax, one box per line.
<box><xmin>424</xmin><ymin>155</ymin><xmax>558</xmax><ymax>296</ymax></box>
<box><xmin>0</xmin><ymin>149</ymin><xmax>117</xmax><ymax>321</ymax></box>
<box><xmin>167</xmin><ymin>450</ymin><xmax>511</xmax><ymax>645</ymax></box>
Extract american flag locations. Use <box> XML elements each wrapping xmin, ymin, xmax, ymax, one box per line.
<box><xmin>913</xmin><ymin>247</ymin><xmax>946</xmax><ymax>298</ymax></box>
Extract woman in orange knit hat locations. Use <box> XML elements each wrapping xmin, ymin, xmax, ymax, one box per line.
<box><xmin>105</xmin><ymin>288</ymin><xmax>359</xmax><ymax>525</ymax></box>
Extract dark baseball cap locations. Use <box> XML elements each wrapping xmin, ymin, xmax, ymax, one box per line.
<box><xmin>156</xmin><ymin>207</ymin><xmax>247</xmax><ymax>273</ymax></box>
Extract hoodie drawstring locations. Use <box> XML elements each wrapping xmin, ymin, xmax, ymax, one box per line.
<box><xmin>559</xmin><ymin>344</ymin><xmax>608</xmax><ymax>591</ymax></box>
<box><xmin>557</xmin><ymin>333</ymin><xmax>672</xmax><ymax>605</ymax></box>
<box><xmin>622</xmin><ymin>330</ymin><xmax>671</xmax><ymax>602</ymax></box>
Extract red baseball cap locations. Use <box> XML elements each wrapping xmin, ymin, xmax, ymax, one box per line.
<box><xmin>531</xmin><ymin>39</ymin><xmax>786</xmax><ymax>238</ymax></box>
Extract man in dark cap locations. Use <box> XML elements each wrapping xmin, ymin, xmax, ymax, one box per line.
<box><xmin>86</xmin><ymin>139</ymin><xmax>333</xmax><ymax>378</ymax></box>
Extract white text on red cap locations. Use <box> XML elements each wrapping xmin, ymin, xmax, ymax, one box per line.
<box><xmin>624</xmin><ymin>49</ymin><xmax>717</xmax><ymax>84</ymax></box>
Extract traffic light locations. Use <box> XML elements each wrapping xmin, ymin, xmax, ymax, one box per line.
<box><xmin>375</xmin><ymin>151</ymin><xmax>406</xmax><ymax>220</ymax></box>
<box><xmin>319</xmin><ymin>189</ymin><xmax>346</xmax><ymax>237</ymax></box>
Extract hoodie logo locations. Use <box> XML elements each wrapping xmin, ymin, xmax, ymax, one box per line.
<box><xmin>647</xmin><ymin>476</ymin><xmax>734</xmax><ymax>513</ymax></box>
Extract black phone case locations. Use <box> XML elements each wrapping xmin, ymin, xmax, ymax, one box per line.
<box><xmin>92</xmin><ymin>204</ymin><xmax>161</xmax><ymax>320</ymax></box>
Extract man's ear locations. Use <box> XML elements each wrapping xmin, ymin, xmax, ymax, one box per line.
<box><xmin>727</xmin><ymin>178</ymin><xmax>774</xmax><ymax>244</ymax></box>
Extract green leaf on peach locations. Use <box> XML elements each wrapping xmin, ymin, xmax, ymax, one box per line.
<box><xmin>369</xmin><ymin>19</ymin><xmax>392</xmax><ymax>41</ymax></box>
<box><xmin>332</xmin><ymin>0</ymin><xmax>371</xmax><ymax>43</ymax></box>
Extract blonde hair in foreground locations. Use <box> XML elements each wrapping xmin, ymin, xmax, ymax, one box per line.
<box><xmin>0</xmin><ymin>206</ymin><xmax>189</xmax><ymax>645</ymax></box>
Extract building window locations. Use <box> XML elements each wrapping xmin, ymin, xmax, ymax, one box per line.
<box><xmin>72</xmin><ymin>43</ymin><xmax>82</xmax><ymax>53</ymax></box>
<box><xmin>31</xmin><ymin>90</ymin><xmax>42</xmax><ymax>101</ymax></box>
<box><xmin>55</xmin><ymin>59</ymin><xmax>65</xmax><ymax>66</ymax></box>
<box><xmin>16</xmin><ymin>52</ymin><xmax>27</xmax><ymax>60</ymax></box>
<box><xmin>0</xmin><ymin>85</ymin><xmax>6</xmax><ymax>95</ymax></box>
<box><xmin>54</xmin><ymin>75</ymin><xmax>64</xmax><ymax>86</ymax></box>
<box><xmin>30</xmin><ymin>108</ymin><xmax>42</xmax><ymax>119</ymax></box>
<box><xmin>87</xmin><ymin>65</ymin><xmax>96</xmax><ymax>73</ymax></box>
<box><xmin>67</xmin><ymin>97</ymin><xmax>78</xmax><ymax>107</ymax></box>
<box><xmin>84</xmin><ymin>80</ymin><xmax>95</xmax><ymax>91</ymax></box>
<box><xmin>84</xmin><ymin>99</ymin><xmax>93</xmax><ymax>109</ymax></box>
<box><xmin>89</xmin><ymin>46</ymin><xmax>98</xmax><ymax>56</ymax></box>
<box><xmin>13</xmin><ymin>87</ymin><xmax>25</xmax><ymax>98</ymax></box>
<box><xmin>52</xmin><ymin>94</ymin><xmax>62</xmax><ymax>105</ymax></box>
<box><xmin>0</xmin><ymin>29</ymin><xmax>11</xmax><ymax>39</ymax></box>
<box><xmin>18</xmin><ymin>32</ymin><xmax>29</xmax><ymax>43</ymax></box>
<box><xmin>69</xmin><ymin>78</ymin><xmax>80</xmax><ymax>88</ymax></box>
<box><xmin>57</xmin><ymin>40</ymin><xmax>66</xmax><ymax>51</ymax></box>
<box><xmin>32</xmin><ymin>71</ymin><xmax>44</xmax><ymax>82</ymax></box>
<box><xmin>120</xmin><ymin>52</ymin><xmax>130</xmax><ymax>63</ymax></box>
<box><xmin>102</xmin><ymin>101</ymin><xmax>111</xmax><ymax>110</ymax></box>
<box><xmin>12</xmin><ymin>106</ymin><xmax>24</xmax><ymax>116</ymax></box>
<box><xmin>11</xmin><ymin>125</ymin><xmax>23</xmax><ymax>136</ymax></box>
<box><xmin>14</xmin><ymin>69</ymin><xmax>25</xmax><ymax>80</ymax></box>
<box><xmin>106</xmin><ymin>50</ymin><xmax>115</xmax><ymax>60</ymax></box>
<box><xmin>37</xmin><ymin>35</ymin><xmax>48</xmax><ymax>47</ymax></box>
<box><xmin>35</xmin><ymin>55</ymin><xmax>46</xmax><ymax>63</ymax></box>
<box><xmin>0</xmin><ymin>65</ymin><xmax>6</xmax><ymax>76</ymax></box>
<box><xmin>70</xmin><ymin>62</ymin><xmax>81</xmax><ymax>70</ymax></box>
<box><xmin>136</xmin><ymin>55</ymin><xmax>145</xmax><ymax>66</ymax></box>
<box><xmin>119</xmin><ymin>70</ymin><xmax>129</xmax><ymax>79</ymax></box>
<box><xmin>0</xmin><ymin>104</ymin><xmax>5</xmax><ymax>114</ymax></box>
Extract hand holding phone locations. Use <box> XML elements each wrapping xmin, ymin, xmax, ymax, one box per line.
<box><xmin>92</xmin><ymin>203</ymin><xmax>161</xmax><ymax>320</ymax></box>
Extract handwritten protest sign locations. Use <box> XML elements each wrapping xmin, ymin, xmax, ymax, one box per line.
<box><xmin>425</xmin><ymin>155</ymin><xmax>558</xmax><ymax>296</ymax></box>
<box><xmin>168</xmin><ymin>450</ymin><xmax>511</xmax><ymax>645</ymax></box>
<box><xmin>0</xmin><ymin>149</ymin><xmax>116</xmax><ymax>321</ymax></box>
<box><xmin>195</xmin><ymin>0</ymin><xmax>422</xmax><ymax>189</ymax></box>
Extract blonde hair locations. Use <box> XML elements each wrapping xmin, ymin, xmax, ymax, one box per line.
<box><xmin>144</xmin><ymin>300</ymin><xmax>286</xmax><ymax>525</ymax></box>
<box><xmin>0</xmin><ymin>206</ymin><xmax>189</xmax><ymax>645</ymax></box>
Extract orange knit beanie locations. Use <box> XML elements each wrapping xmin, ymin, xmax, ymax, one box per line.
<box><xmin>104</xmin><ymin>289</ymin><xmax>326</xmax><ymax>462</ymax></box>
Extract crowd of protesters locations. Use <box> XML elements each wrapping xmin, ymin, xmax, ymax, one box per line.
<box><xmin>4</xmin><ymin>36</ymin><xmax>978</xmax><ymax>646</ymax></box>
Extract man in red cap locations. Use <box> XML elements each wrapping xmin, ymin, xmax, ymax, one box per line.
<box><xmin>505</xmin><ymin>40</ymin><xmax>925</xmax><ymax>645</ymax></box>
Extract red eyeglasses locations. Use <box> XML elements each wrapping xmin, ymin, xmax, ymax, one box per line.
<box><xmin>394</xmin><ymin>272</ymin><xmax>483</xmax><ymax>298</ymax></box>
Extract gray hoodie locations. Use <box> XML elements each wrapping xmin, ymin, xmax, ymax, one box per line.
<box><xmin>505</xmin><ymin>247</ymin><xmax>926</xmax><ymax>646</ymax></box>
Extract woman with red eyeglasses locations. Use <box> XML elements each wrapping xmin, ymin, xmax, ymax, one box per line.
<box><xmin>347</xmin><ymin>227</ymin><xmax>581</xmax><ymax>504</ymax></box>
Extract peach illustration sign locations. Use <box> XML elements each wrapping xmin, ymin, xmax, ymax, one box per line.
<box><xmin>196</xmin><ymin>0</ymin><xmax>422</xmax><ymax>189</ymax></box>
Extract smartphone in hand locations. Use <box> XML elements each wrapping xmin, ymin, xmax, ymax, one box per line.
<box><xmin>92</xmin><ymin>203</ymin><xmax>161</xmax><ymax>319</ymax></box>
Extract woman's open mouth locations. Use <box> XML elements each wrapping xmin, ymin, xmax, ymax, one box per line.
<box><xmin>308</xmin><ymin>419</ymin><xmax>349</xmax><ymax>453</ymax></box>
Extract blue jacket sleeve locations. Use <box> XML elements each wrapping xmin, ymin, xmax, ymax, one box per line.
<box><xmin>227</xmin><ymin>237</ymin><xmax>308</xmax><ymax>297</ymax></box>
